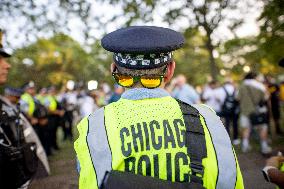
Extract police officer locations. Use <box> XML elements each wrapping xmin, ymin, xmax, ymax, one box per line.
<box><xmin>0</xmin><ymin>29</ymin><xmax>41</xmax><ymax>188</ymax></box>
<box><xmin>44</xmin><ymin>86</ymin><xmax>64</xmax><ymax>150</ymax></box>
<box><xmin>74</xmin><ymin>26</ymin><xmax>244</xmax><ymax>189</ymax></box>
<box><xmin>36</xmin><ymin>88</ymin><xmax>48</xmax><ymax>105</ymax></box>
<box><xmin>4</xmin><ymin>87</ymin><xmax>23</xmax><ymax>105</ymax></box>
<box><xmin>20</xmin><ymin>81</ymin><xmax>38</xmax><ymax>125</ymax></box>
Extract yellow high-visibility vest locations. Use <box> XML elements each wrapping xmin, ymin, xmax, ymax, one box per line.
<box><xmin>280</xmin><ymin>83</ymin><xmax>284</xmax><ymax>101</ymax></box>
<box><xmin>74</xmin><ymin>96</ymin><xmax>244</xmax><ymax>189</ymax></box>
<box><xmin>46</xmin><ymin>95</ymin><xmax>57</xmax><ymax>112</ymax></box>
<box><xmin>21</xmin><ymin>93</ymin><xmax>35</xmax><ymax>116</ymax></box>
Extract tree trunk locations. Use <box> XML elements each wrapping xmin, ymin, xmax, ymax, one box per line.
<box><xmin>205</xmin><ymin>33</ymin><xmax>218</xmax><ymax>81</ymax></box>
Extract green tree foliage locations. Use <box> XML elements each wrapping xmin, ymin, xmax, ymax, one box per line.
<box><xmin>220</xmin><ymin>37</ymin><xmax>259</xmax><ymax>79</ymax></box>
<box><xmin>7</xmin><ymin>34</ymin><xmax>107</xmax><ymax>88</ymax></box>
<box><xmin>220</xmin><ymin>0</ymin><xmax>284</xmax><ymax>78</ymax></box>
<box><xmin>258</xmin><ymin>0</ymin><xmax>284</xmax><ymax>67</ymax></box>
<box><xmin>174</xmin><ymin>28</ymin><xmax>211</xmax><ymax>85</ymax></box>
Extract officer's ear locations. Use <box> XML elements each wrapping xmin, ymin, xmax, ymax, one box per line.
<box><xmin>164</xmin><ymin>61</ymin><xmax>175</xmax><ymax>83</ymax></box>
<box><xmin>110</xmin><ymin>63</ymin><xmax>116</xmax><ymax>73</ymax></box>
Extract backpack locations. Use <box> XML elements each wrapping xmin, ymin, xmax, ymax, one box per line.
<box><xmin>221</xmin><ymin>87</ymin><xmax>238</xmax><ymax>116</ymax></box>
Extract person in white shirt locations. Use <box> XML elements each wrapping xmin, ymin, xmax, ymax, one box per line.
<box><xmin>78</xmin><ymin>91</ymin><xmax>98</xmax><ymax>118</ymax></box>
<box><xmin>202</xmin><ymin>81</ymin><xmax>223</xmax><ymax>114</ymax></box>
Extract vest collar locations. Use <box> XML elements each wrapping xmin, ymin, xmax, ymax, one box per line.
<box><xmin>121</xmin><ymin>88</ymin><xmax>170</xmax><ymax>100</ymax></box>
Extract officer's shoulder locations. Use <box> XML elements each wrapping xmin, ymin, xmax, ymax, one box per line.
<box><xmin>76</xmin><ymin>108</ymin><xmax>104</xmax><ymax>135</ymax></box>
<box><xmin>192</xmin><ymin>104</ymin><xmax>217</xmax><ymax>116</ymax></box>
<box><xmin>192</xmin><ymin>104</ymin><xmax>227</xmax><ymax>132</ymax></box>
<box><xmin>87</xmin><ymin>107</ymin><xmax>105</xmax><ymax>120</ymax></box>
<box><xmin>87</xmin><ymin>100</ymin><xmax>122</xmax><ymax>119</ymax></box>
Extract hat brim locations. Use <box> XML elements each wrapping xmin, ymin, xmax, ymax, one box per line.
<box><xmin>0</xmin><ymin>49</ymin><xmax>11</xmax><ymax>57</ymax></box>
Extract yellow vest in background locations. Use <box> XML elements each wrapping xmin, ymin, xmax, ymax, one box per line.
<box><xmin>21</xmin><ymin>93</ymin><xmax>35</xmax><ymax>116</ymax></box>
<box><xmin>280</xmin><ymin>83</ymin><xmax>284</xmax><ymax>101</ymax></box>
<box><xmin>46</xmin><ymin>95</ymin><xmax>57</xmax><ymax>112</ymax></box>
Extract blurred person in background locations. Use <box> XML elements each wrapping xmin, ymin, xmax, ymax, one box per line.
<box><xmin>92</xmin><ymin>90</ymin><xmax>103</xmax><ymax>108</ymax></box>
<box><xmin>36</xmin><ymin>88</ymin><xmax>48</xmax><ymax>105</ymax></box>
<box><xmin>4</xmin><ymin>87</ymin><xmax>50</xmax><ymax>177</ymax></box>
<box><xmin>201</xmin><ymin>80</ymin><xmax>223</xmax><ymax>114</ymax></box>
<box><xmin>4</xmin><ymin>87</ymin><xmax>22</xmax><ymax>105</ymax></box>
<box><xmin>60</xmin><ymin>88</ymin><xmax>78</xmax><ymax>141</ymax></box>
<box><xmin>265</xmin><ymin>76</ymin><xmax>282</xmax><ymax>135</ymax></box>
<box><xmin>20</xmin><ymin>81</ymin><xmax>38</xmax><ymax>126</ymax></box>
<box><xmin>0</xmin><ymin>29</ymin><xmax>46</xmax><ymax>189</ymax></box>
<box><xmin>44</xmin><ymin>86</ymin><xmax>64</xmax><ymax>151</ymax></box>
<box><xmin>21</xmin><ymin>83</ymin><xmax>51</xmax><ymax>158</ymax></box>
<box><xmin>237</xmin><ymin>72</ymin><xmax>271</xmax><ymax>154</ymax></box>
<box><xmin>280</xmin><ymin>81</ymin><xmax>284</xmax><ymax>103</ymax></box>
<box><xmin>33</xmin><ymin>96</ymin><xmax>50</xmax><ymax>157</ymax></box>
<box><xmin>32</xmin><ymin>87</ymin><xmax>52</xmax><ymax>155</ymax></box>
<box><xmin>218</xmin><ymin>79</ymin><xmax>240</xmax><ymax>145</ymax></box>
<box><xmin>171</xmin><ymin>74</ymin><xmax>200</xmax><ymax>104</ymax></box>
<box><xmin>108</xmin><ymin>84</ymin><xmax>124</xmax><ymax>104</ymax></box>
<box><xmin>97</xmin><ymin>87</ymin><xmax>107</xmax><ymax>107</ymax></box>
<box><xmin>102</xmin><ymin>82</ymin><xmax>112</xmax><ymax>102</ymax></box>
<box><xmin>78</xmin><ymin>90</ymin><xmax>98</xmax><ymax>118</ymax></box>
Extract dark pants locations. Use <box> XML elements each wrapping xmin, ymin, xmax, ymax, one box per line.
<box><xmin>63</xmin><ymin>111</ymin><xmax>73</xmax><ymax>140</ymax></box>
<box><xmin>48</xmin><ymin>115</ymin><xmax>59</xmax><ymax>150</ymax></box>
<box><xmin>33</xmin><ymin>123</ymin><xmax>51</xmax><ymax>156</ymax></box>
<box><xmin>223</xmin><ymin>114</ymin><xmax>239</xmax><ymax>140</ymax></box>
<box><xmin>272</xmin><ymin>106</ymin><xmax>282</xmax><ymax>134</ymax></box>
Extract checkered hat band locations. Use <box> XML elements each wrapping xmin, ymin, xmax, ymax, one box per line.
<box><xmin>113</xmin><ymin>52</ymin><xmax>173</xmax><ymax>68</ymax></box>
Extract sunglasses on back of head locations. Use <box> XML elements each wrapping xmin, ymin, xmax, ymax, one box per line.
<box><xmin>112</xmin><ymin>66</ymin><xmax>167</xmax><ymax>89</ymax></box>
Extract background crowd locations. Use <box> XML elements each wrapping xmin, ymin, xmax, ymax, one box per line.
<box><xmin>4</xmin><ymin>70</ymin><xmax>282</xmax><ymax>160</ymax></box>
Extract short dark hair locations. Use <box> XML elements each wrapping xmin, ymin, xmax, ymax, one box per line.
<box><xmin>116</xmin><ymin>64</ymin><xmax>167</xmax><ymax>76</ymax></box>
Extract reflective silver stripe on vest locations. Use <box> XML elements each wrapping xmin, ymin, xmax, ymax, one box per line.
<box><xmin>87</xmin><ymin>108</ymin><xmax>112</xmax><ymax>186</ymax></box>
<box><xmin>193</xmin><ymin>104</ymin><xmax>237</xmax><ymax>189</ymax></box>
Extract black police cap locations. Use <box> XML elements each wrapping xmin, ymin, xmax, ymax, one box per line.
<box><xmin>4</xmin><ymin>87</ymin><xmax>23</xmax><ymax>97</ymax></box>
<box><xmin>101</xmin><ymin>26</ymin><xmax>185</xmax><ymax>69</ymax></box>
<box><xmin>102</xmin><ymin>26</ymin><xmax>185</xmax><ymax>54</ymax></box>
<box><xmin>22</xmin><ymin>81</ymin><xmax>35</xmax><ymax>90</ymax></box>
<box><xmin>0</xmin><ymin>29</ymin><xmax>11</xmax><ymax>57</ymax></box>
<box><xmin>0</xmin><ymin>49</ymin><xmax>10</xmax><ymax>58</ymax></box>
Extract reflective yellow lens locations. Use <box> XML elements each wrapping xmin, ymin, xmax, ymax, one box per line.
<box><xmin>115</xmin><ymin>74</ymin><xmax>134</xmax><ymax>87</ymax></box>
<box><xmin>140</xmin><ymin>76</ymin><xmax>161</xmax><ymax>88</ymax></box>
